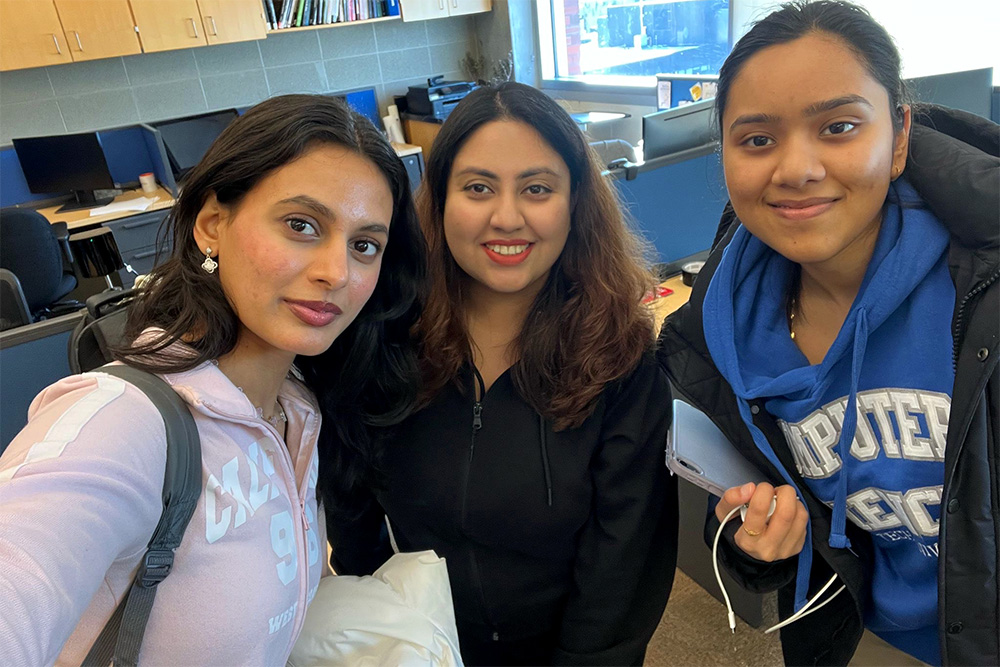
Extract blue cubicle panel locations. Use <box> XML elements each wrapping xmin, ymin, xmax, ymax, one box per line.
<box><xmin>614</xmin><ymin>150</ymin><xmax>729</xmax><ymax>264</ymax></box>
<box><xmin>1</xmin><ymin>126</ymin><xmax>163</xmax><ymax>208</ymax></box>
<box><xmin>0</xmin><ymin>327</ymin><xmax>73</xmax><ymax>452</ymax></box>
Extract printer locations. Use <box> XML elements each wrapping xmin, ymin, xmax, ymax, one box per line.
<box><xmin>405</xmin><ymin>76</ymin><xmax>477</xmax><ymax>120</ymax></box>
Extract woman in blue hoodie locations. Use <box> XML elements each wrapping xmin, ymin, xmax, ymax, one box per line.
<box><xmin>658</xmin><ymin>2</ymin><xmax>999</xmax><ymax>665</ymax></box>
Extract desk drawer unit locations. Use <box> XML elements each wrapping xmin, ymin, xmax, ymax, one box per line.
<box><xmin>121</xmin><ymin>242</ymin><xmax>171</xmax><ymax>276</ymax></box>
<box><xmin>102</xmin><ymin>210</ymin><xmax>170</xmax><ymax>255</ymax></box>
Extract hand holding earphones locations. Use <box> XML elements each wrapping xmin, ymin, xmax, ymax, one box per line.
<box><xmin>715</xmin><ymin>482</ymin><xmax>809</xmax><ymax>562</ymax></box>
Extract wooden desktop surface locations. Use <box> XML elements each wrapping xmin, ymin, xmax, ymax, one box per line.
<box><xmin>37</xmin><ymin>186</ymin><xmax>175</xmax><ymax>230</ymax></box>
<box><xmin>650</xmin><ymin>274</ymin><xmax>692</xmax><ymax>333</ymax></box>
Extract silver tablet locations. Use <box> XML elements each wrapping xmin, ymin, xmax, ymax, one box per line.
<box><xmin>666</xmin><ymin>399</ymin><xmax>768</xmax><ymax>497</ymax></box>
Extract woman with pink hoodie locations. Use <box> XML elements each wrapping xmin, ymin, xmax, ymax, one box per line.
<box><xmin>0</xmin><ymin>94</ymin><xmax>425</xmax><ymax>666</ymax></box>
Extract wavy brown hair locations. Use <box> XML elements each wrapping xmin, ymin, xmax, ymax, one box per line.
<box><xmin>417</xmin><ymin>82</ymin><xmax>656</xmax><ymax>430</ymax></box>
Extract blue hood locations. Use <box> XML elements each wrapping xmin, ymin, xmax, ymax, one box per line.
<box><xmin>702</xmin><ymin>179</ymin><xmax>951</xmax><ymax>612</ymax></box>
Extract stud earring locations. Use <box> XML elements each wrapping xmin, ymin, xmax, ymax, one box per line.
<box><xmin>201</xmin><ymin>247</ymin><xmax>218</xmax><ymax>274</ymax></box>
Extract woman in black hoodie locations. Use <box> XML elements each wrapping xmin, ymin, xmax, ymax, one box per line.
<box><xmin>658</xmin><ymin>2</ymin><xmax>999</xmax><ymax>665</ymax></box>
<box><xmin>327</xmin><ymin>82</ymin><xmax>678</xmax><ymax>666</ymax></box>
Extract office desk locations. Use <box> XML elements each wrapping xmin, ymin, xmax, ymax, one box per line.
<box><xmin>36</xmin><ymin>186</ymin><xmax>176</xmax><ymax>231</ymax></box>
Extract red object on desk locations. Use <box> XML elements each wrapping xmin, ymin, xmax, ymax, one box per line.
<box><xmin>642</xmin><ymin>285</ymin><xmax>674</xmax><ymax>304</ymax></box>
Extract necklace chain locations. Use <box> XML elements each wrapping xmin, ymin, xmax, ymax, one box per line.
<box><xmin>209</xmin><ymin>359</ymin><xmax>287</xmax><ymax>428</ymax></box>
<box><xmin>788</xmin><ymin>293</ymin><xmax>798</xmax><ymax>341</ymax></box>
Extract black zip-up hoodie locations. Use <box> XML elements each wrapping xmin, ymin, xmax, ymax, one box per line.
<box><xmin>658</xmin><ymin>105</ymin><xmax>999</xmax><ymax>666</ymax></box>
<box><xmin>328</xmin><ymin>352</ymin><xmax>677</xmax><ymax>666</ymax></box>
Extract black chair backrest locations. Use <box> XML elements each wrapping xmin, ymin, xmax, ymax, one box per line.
<box><xmin>0</xmin><ymin>269</ymin><xmax>32</xmax><ymax>330</ymax></box>
<box><xmin>0</xmin><ymin>208</ymin><xmax>68</xmax><ymax>312</ymax></box>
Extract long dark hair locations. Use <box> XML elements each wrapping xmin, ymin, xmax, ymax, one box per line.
<box><xmin>416</xmin><ymin>82</ymin><xmax>656</xmax><ymax>430</ymax></box>
<box><xmin>115</xmin><ymin>94</ymin><xmax>426</xmax><ymax>512</ymax></box>
<box><xmin>715</xmin><ymin>0</ymin><xmax>910</xmax><ymax>139</ymax></box>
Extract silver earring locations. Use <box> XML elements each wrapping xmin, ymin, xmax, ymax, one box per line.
<box><xmin>201</xmin><ymin>247</ymin><xmax>218</xmax><ymax>274</ymax></box>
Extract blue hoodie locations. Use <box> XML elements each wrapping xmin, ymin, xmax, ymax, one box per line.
<box><xmin>702</xmin><ymin>180</ymin><xmax>955</xmax><ymax>665</ymax></box>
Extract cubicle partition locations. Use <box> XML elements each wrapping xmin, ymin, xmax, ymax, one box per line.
<box><xmin>612</xmin><ymin>144</ymin><xmax>728</xmax><ymax>265</ymax></box>
<box><xmin>0</xmin><ymin>126</ymin><xmax>164</xmax><ymax>209</ymax></box>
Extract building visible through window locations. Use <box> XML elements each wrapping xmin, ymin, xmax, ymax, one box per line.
<box><xmin>549</xmin><ymin>0</ymin><xmax>731</xmax><ymax>82</ymax></box>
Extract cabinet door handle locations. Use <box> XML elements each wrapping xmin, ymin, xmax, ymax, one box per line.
<box><xmin>188</xmin><ymin>17</ymin><xmax>199</xmax><ymax>38</ymax></box>
<box><xmin>452</xmin><ymin>0</ymin><xmax>458</xmax><ymax>7</ymax></box>
<box><xmin>438</xmin><ymin>0</ymin><xmax>444</xmax><ymax>8</ymax></box>
<box><xmin>133</xmin><ymin>249</ymin><xmax>158</xmax><ymax>260</ymax></box>
<box><xmin>72</xmin><ymin>30</ymin><xmax>83</xmax><ymax>51</ymax></box>
<box><xmin>206</xmin><ymin>15</ymin><xmax>218</xmax><ymax>35</ymax></box>
<box><xmin>51</xmin><ymin>34</ymin><xmax>62</xmax><ymax>54</ymax></box>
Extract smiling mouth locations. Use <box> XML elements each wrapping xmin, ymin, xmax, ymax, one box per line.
<box><xmin>484</xmin><ymin>242</ymin><xmax>530</xmax><ymax>256</ymax></box>
<box><xmin>482</xmin><ymin>241</ymin><xmax>534</xmax><ymax>265</ymax></box>
<box><xmin>768</xmin><ymin>198</ymin><xmax>838</xmax><ymax>220</ymax></box>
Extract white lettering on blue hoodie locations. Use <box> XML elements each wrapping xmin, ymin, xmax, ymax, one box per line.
<box><xmin>702</xmin><ymin>180</ymin><xmax>954</xmax><ymax>665</ymax></box>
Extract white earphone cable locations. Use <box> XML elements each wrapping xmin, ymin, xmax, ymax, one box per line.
<box><xmin>713</xmin><ymin>504</ymin><xmax>844</xmax><ymax>635</ymax></box>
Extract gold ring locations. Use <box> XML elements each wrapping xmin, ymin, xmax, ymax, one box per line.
<box><xmin>742</xmin><ymin>525</ymin><xmax>762</xmax><ymax>537</ymax></box>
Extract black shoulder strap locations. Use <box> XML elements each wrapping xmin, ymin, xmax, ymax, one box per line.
<box><xmin>81</xmin><ymin>366</ymin><xmax>202</xmax><ymax>667</ymax></box>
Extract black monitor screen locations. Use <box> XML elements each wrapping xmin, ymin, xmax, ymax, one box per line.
<box><xmin>12</xmin><ymin>132</ymin><xmax>115</xmax><ymax>195</ymax></box>
<box><xmin>154</xmin><ymin>109</ymin><xmax>239</xmax><ymax>179</ymax></box>
<box><xmin>642</xmin><ymin>98</ymin><xmax>717</xmax><ymax>162</ymax></box>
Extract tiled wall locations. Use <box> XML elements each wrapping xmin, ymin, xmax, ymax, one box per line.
<box><xmin>0</xmin><ymin>16</ymin><xmax>478</xmax><ymax>145</ymax></box>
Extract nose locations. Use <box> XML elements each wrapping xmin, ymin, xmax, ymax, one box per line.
<box><xmin>311</xmin><ymin>238</ymin><xmax>350</xmax><ymax>290</ymax></box>
<box><xmin>489</xmin><ymin>191</ymin><xmax>525</xmax><ymax>233</ymax></box>
<box><xmin>772</xmin><ymin>134</ymin><xmax>826</xmax><ymax>188</ymax></box>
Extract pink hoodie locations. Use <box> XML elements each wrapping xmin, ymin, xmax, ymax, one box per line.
<box><xmin>0</xmin><ymin>359</ymin><xmax>328</xmax><ymax>666</ymax></box>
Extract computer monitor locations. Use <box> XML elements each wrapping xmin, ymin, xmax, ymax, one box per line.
<box><xmin>152</xmin><ymin>109</ymin><xmax>239</xmax><ymax>181</ymax></box>
<box><xmin>907</xmin><ymin>67</ymin><xmax>993</xmax><ymax>120</ymax></box>
<box><xmin>12</xmin><ymin>132</ymin><xmax>116</xmax><ymax>212</ymax></box>
<box><xmin>642</xmin><ymin>98</ymin><xmax>717</xmax><ymax>162</ymax></box>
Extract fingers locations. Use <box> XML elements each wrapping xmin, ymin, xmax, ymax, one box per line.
<box><xmin>715</xmin><ymin>482</ymin><xmax>756</xmax><ymax>522</ymax></box>
<box><xmin>731</xmin><ymin>484</ymin><xmax>809</xmax><ymax>562</ymax></box>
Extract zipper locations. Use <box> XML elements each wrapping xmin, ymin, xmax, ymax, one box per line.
<box><xmin>463</xmin><ymin>366</ymin><xmax>496</xmax><ymax>633</ymax></box>
<box><xmin>951</xmin><ymin>267</ymin><xmax>1000</xmax><ymax>370</ymax></box>
<box><xmin>198</xmin><ymin>402</ymin><xmax>314</xmax><ymax>651</ymax></box>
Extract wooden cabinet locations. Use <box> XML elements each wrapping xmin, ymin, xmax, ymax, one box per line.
<box><xmin>0</xmin><ymin>0</ymin><xmax>73</xmax><ymax>71</ymax></box>
<box><xmin>400</xmin><ymin>0</ymin><xmax>490</xmax><ymax>22</ymax></box>
<box><xmin>53</xmin><ymin>0</ymin><xmax>141</xmax><ymax>62</ymax></box>
<box><xmin>197</xmin><ymin>0</ymin><xmax>267</xmax><ymax>45</ymax></box>
<box><xmin>130</xmin><ymin>0</ymin><xmax>207</xmax><ymax>52</ymax></box>
<box><xmin>448</xmin><ymin>0</ymin><xmax>491</xmax><ymax>18</ymax></box>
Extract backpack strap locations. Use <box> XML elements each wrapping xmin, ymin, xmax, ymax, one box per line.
<box><xmin>81</xmin><ymin>365</ymin><xmax>202</xmax><ymax>667</ymax></box>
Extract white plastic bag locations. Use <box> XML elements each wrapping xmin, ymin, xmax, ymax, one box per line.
<box><xmin>288</xmin><ymin>551</ymin><xmax>464</xmax><ymax>667</ymax></box>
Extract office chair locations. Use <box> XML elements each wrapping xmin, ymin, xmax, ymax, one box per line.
<box><xmin>588</xmin><ymin>139</ymin><xmax>638</xmax><ymax>169</ymax></box>
<box><xmin>0</xmin><ymin>208</ymin><xmax>83</xmax><ymax>325</ymax></box>
<box><xmin>0</xmin><ymin>269</ymin><xmax>31</xmax><ymax>331</ymax></box>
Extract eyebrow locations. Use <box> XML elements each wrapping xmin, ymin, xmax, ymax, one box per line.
<box><xmin>357</xmin><ymin>223</ymin><xmax>389</xmax><ymax>235</ymax></box>
<box><xmin>278</xmin><ymin>195</ymin><xmax>334</xmax><ymax>219</ymax></box>
<box><xmin>278</xmin><ymin>196</ymin><xmax>388</xmax><ymax>235</ymax></box>
<box><xmin>454</xmin><ymin>167</ymin><xmax>563</xmax><ymax>180</ymax></box>
<box><xmin>729</xmin><ymin>95</ymin><xmax>875</xmax><ymax>133</ymax></box>
<box><xmin>803</xmin><ymin>94</ymin><xmax>874</xmax><ymax>116</ymax></box>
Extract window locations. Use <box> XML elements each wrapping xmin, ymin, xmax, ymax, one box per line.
<box><xmin>539</xmin><ymin>0</ymin><xmax>731</xmax><ymax>87</ymax></box>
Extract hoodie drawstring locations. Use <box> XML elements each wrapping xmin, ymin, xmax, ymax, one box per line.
<box><xmin>539</xmin><ymin>414</ymin><xmax>553</xmax><ymax>507</ymax></box>
<box><xmin>828</xmin><ymin>309</ymin><xmax>869</xmax><ymax>550</ymax></box>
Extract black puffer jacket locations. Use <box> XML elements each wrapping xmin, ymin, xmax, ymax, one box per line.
<box><xmin>657</xmin><ymin>105</ymin><xmax>999</xmax><ymax>666</ymax></box>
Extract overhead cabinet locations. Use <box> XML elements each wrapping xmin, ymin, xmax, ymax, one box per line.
<box><xmin>130</xmin><ymin>0</ymin><xmax>208</xmax><ymax>52</ymax></box>
<box><xmin>196</xmin><ymin>0</ymin><xmax>267</xmax><ymax>45</ymax></box>
<box><xmin>400</xmin><ymin>0</ymin><xmax>491</xmax><ymax>22</ymax></box>
<box><xmin>130</xmin><ymin>0</ymin><xmax>265</xmax><ymax>52</ymax></box>
<box><xmin>0</xmin><ymin>0</ymin><xmax>73</xmax><ymax>71</ymax></box>
<box><xmin>53</xmin><ymin>0</ymin><xmax>142</xmax><ymax>62</ymax></box>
